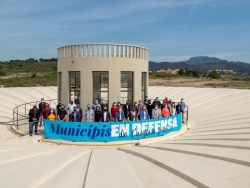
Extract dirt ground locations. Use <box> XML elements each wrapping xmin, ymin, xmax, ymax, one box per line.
<box><xmin>149</xmin><ymin>78</ymin><xmax>250</xmax><ymax>89</ymax></box>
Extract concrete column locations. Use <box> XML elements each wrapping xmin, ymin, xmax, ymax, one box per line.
<box><xmin>130</xmin><ymin>47</ymin><xmax>133</xmax><ymax>58</ymax></box>
<box><xmin>114</xmin><ymin>45</ymin><xmax>116</xmax><ymax>57</ymax></box>
<box><xmin>133</xmin><ymin>70</ymin><xmax>141</xmax><ymax>102</ymax></box>
<box><xmin>81</xmin><ymin>58</ymin><xmax>93</xmax><ymax>110</ymax></box>
<box><xmin>108</xmin><ymin>63</ymin><xmax>120</xmax><ymax>109</ymax></box>
<box><xmin>61</xmin><ymin>70</ymin><xmax>69</xmax><ymax>107</ymax></box>
<box><xmin>109</xmin><ymin>45</ymin><xmax>111</xmax><ymax>57</ymax></box>
<box><xmin>122</xmin><ymin>46</ymin><xmax>125</xmax><ymax>58</ymax></box>
<box><xmin>104</xmin><ymin>45</ymin><xmax>106</xmax><ymax>57</ymax></box>
<box><xmin>90</xmin><ymin>45</ymin><xmax>92</xmax><ymax>57</ymax></box>
<box><xmin>118</xmin><ymin>46</ymin><xmax>120</xmax><ymax>57</ymax></box>
<box><xmin>99</xmin><ymin>45</ymin><xmax>101</xmax><ymax>57</ymax></box>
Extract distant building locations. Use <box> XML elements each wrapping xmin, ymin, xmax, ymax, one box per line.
<box><xmin>208</xmin><ymin>69</ymin><xmax>235</xmax><ymax>74</ymax></box>
<box><xmin>157</xmin><ymin>69</ymin><xmax>180</xmax><ymax>74</ymax></box>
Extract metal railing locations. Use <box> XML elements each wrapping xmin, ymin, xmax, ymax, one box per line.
<box><xmin>13</xmin><ymin>99</ymin><xmax>57</xmax><ymax>130</ymax></box>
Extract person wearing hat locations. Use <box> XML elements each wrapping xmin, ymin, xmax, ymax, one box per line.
<box><xmin>28</xmin><ymin>105</ymin><xmax>40</xmax><ymax>136</ymax></box>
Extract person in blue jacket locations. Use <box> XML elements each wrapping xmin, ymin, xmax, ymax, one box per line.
<box><xmin>140</xmin><ymin>105</ymin><xmax>150</xmax><ymax>120</ymax></box>
<box><xmin>116</xmin><ymin>107</ymin><xmax>125</xmax><ymax>122</ymax></box>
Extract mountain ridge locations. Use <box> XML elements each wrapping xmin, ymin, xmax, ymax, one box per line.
<box><xmin>149</xmin><ymin>56</ymin><xmax>250</xmax><ymax>74</ymax></box>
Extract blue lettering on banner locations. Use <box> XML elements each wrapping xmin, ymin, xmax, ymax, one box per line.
<box><xmin>44</xmin><ymin>114</ymin><xmax>182</xmax><ymax>142</ymax></box>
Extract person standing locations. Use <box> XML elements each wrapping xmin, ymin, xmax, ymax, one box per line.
<box><xmin>155</xmin><ymin>97</ymin><xmax>161</xmax><ymax>108</ymax></box>
<box><xmin>84</xmin><ymin>104</ymin><xmax>95</xmax><ymax>122</ymax></box>
<box><xmin>146</xmin><ymin>100</ymin><xmax>153</xmax><ymax>119</ymax></box>
<box><xmin>76</xmin><ymin>103</ymin><xmax>83</xmax><ymax>122</ymax></box>
<box><xmin>176</xmin><ymin>102</ymin><xmax>181</xmax><ymax>114</ymax></box>
<box><xmin>152</xmin><ymin>104</ymin><xmax>162</xmax><ymax>119</ymax></box>
<box><xmin>102</xmin><ymin>106</ymin><xmax>111</xmax><ymax>122</ymax></box>
<box><xmin>133</xmin><ymin>102</ymin><xmax>140</xmax><ymax>120</ymax></box>
<box><xmin>111</xmin><ymin>102</ymin><xmax>118</xmax><ymax>122</ymax></box>
<box><xmin>180</xmin><ymin>98</ymin><xmax>186</xmax><ymax>123</ymax></box>
<box><xmin>123</xmin><ymin>100</ymin><xmax>131</xmax><ymax>120</ymax></box>
<box><xmin>28</xmin><ymin>105</ymin><xmax>40</xmax><ymax>136</ymax></box>
<box><xmin>58</xmin><ymin>104</ymin><xmax>67</xmax><ymax>121</ymax></box>
<box><xmin>47</xmin><ymin>108</ymin><xmax>56</xmax><ymax>121</ymax></box>
<box><xmin>41</xmin><ymin>103</ymin><xmax>50</xmax><ymax>126</ymax></box>
<box><xmin>116</xmin><ymin>107</ymin><xmax>125</xmax><ymax>122</ymax></box>
<box><xmin>117</xmin><ymin>101</ymin><xmax>121</xmax><ymax>109</ymax></box>
<box><xmin>38</xmin><ymin>98</ymin><xmax>45</xmax><ymax>127</ymax></box>
<box><xmin>144</xmin><ymin>96</ymin><xmax>149</xmax><ymax>104</ymax></box>
<box><xmin>129</xmin><ymin>107</ymin><xmax>137</xmax><ymax>121</ymax></box>
<box><xmin>71</xmin><ymin>106</ymin><xmax>81</xmax><ymax>122</ymax></box>
<box><xmin>162</xmin><ymin>104</ymin><xmax>170</xmax><ymax>117</ymax></box>
<box><xmin>67</xmin><ymin>99</ymin><xmax>77</xmax><ymax>121</ymax></box>
<box><xmin>56</xmin><ymin>100</ymin><xmax>62</xmax><ymax>114</ymax></box>
<box><xmin>138</xmin><ymin>100</ymin><xmax>143</xmax><ymax>110</ymax></box>
<box><xmin>92</xmin><ymin>99</ymin><xmax>102</xmax><ymax>112</ymax></box>
<box><xmin>94</xmin><ymin>106</ymin><xmax>102</xmax><ymax>122</ymax></box>
<box><xmin>170</xmin><ymin>103</ymin><xmax>177</xmax><ymax>116</ymax></box>
<box><xmin>140</xmin><ymin>105</ymin><xmax>150</xmax><ymax>120</ymax></box>
<box><xmin>167</xmin><ymin>99</ymin><xmax>172</xmax><ymax>109</ymax></box>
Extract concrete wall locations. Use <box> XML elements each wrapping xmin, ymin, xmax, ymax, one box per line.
<box><xmin>58</xmin><ymin>53</ymin><xmax>148</xmax><ymax>110</ymax></box>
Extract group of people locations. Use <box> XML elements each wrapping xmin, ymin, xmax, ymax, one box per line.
<box><xmin>28</xmin><ymin>97</ymin><xmax>186</xmax><ymax>136</ymax></box>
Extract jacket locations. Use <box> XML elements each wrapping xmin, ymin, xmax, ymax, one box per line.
<box><xmin>140</xmin><ymin>110</ymin><xmax>150</xmax><ymax>120</ymax></box>
<box><xmin>123</xmin><ymin>104</ymin><xmax>131</xmax><ymax>118</ymax></box>
<box><xmin>180</xmin><ymin>102</ymin><xmax>185</xmax><ymax>112</ymax></box>
<box><xmin>170</xmin><ymin>107</ymin><xmax>176</xmax><ymax>116</ymax></box>
<box><xmin>28</xmin><ymin>108</ymin><xmax>40</xmax><ymax>122</ymax></box>
<box><xmin>111</xmin><ymin>107</ymin><xmax>119</xmax><ymax>117</ymax></box>
<box><xmin>115</xmin><ymin>112</ymin><xmax>125</xmax><ymax>121</ymax></box>
<box><xmin>102</xmin><ymin>111</ymin><xmax>111</xmax><ymax>122</ymax></box>
<box><xmin>38</xmin><ymin>102</ymin><xmax>46</xmax><ymax>114</ymax></box>
<box><xmin>94</xmin><ymin>110</ymin><xmax>102</xmax><ymax>122</ymax></box>
<box><xmin>77</xmin><ymin>107</ymin><xmax>83</xmax><ymax>120</ymax></box>
<box><xmin>176</xmin><ymin>105</ymin><xmax>181</xmax><ymax>114</ymax></box>
<box><xmin>152</xmin><ymin>109</ymin><xmax>162</xmax><ymax>119</ymax></box>
<box><xmin>71</xmin><ymin>111</ymin><xmax>81</xmax><ymax>122</ymax></box>
<box><xmin>47</xmin><ymin>113</ymin><xmax>56</xmax><ymax>121</ymax></box>
<box><xmin>162</xmin><ymin>107</ymin><xmax>170</xmax><ymax>117</ymax></box>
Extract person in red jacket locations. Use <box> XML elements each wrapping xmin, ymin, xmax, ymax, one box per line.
<box><xmin>111</xmin><ymin>102</ymin><xmax>118</xmax><ymax>122</ymax></box>
<box><xmin>162</xmin><ymin>104</ymin><xmax>170</xmax><ymax>117</ymax></box>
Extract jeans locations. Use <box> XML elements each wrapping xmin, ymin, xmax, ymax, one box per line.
<box><xmin>39</xmin><ymin>115</ymin><xmax>43</xmax><ymax>126</ymax></box>
<box><xmin>29</xmin><ymin>122</ymin><xmax>38</xmax><ymax>134</ymax></box>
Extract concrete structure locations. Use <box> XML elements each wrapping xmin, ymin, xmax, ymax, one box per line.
<box><xmin>57</xmin><ymin>44</ymin><xmax>149</xmax><ymax>108</ymax></box>
<box><xmin>0</xmin><ymin>86</ymin><xmax>250</xmax><ymax>187</ymax></box>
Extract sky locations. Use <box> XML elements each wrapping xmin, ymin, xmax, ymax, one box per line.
<box><xmin>0</xmin><ymin>0</ymin><xmax>250</xmax><ymax>63</ymax></box>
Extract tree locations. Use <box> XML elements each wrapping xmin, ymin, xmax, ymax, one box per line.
<box><xmin>208</xmin><ymin>71</ymin><xmax>220</xmax><ymax>79</ymax></box>
<box><xmin>0</xmin><ymin>70</ymin><xmax>7</xmax><ymax>76</ymax></box>
<box><xmin>178</xmin><ymin>69</ymin><xmax>185</xmax><ymax>75</ymax></box>
<box><xmin>192</xmin><ymin>69</ymin><xmax>201</xmax><ymax>77</ymax></box>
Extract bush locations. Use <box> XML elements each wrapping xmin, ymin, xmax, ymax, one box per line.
<box><xmin>208</xmin><ymin>71</ymin><xmax>220</xmax><ymax>79</ymax></box>
<box><xmin>0</xmin><ymin>70</ymin><xmax>7</xmax><ymax>76</ymax></box>
<box><xmin>31</xmin><ymin>73</ymin><xmax>36</xmax><ymax>78</ymax></box>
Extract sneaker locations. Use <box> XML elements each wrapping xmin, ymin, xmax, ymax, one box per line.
<box><xmin>30</xmin><ymin>133</ymin><xmax>32</xmax><ymax>136</ymax></box>
<box><xmin>35</xmin><ymin>133</ymin><xmax>39</xmax><ymax>135</ymax></box>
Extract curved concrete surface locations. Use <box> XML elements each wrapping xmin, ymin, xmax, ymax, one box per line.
<box><xmin>0</xmin><ymin>86</ymin><xmax>250</xmax><ymax>187</ymax></box>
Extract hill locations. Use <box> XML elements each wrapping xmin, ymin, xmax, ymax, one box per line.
<box><xmin>149</xmin><ymin>56</ymin><xmax>250</xmax><ymax>74</ymax></box>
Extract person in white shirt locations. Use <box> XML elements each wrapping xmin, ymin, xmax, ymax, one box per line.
<box><xmin>102</xmin><ymin>106</ymin><xmax>111</xmax><ymax>122</ymax></box>
<box><xmin>67</xmin><ymin>99</ymin><xmax>77</xmax><ymax>121</ymax></box>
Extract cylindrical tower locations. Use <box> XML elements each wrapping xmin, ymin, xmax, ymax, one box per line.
<box><xmin>57</xmin><ymin>43</ymin><xmax>149</xmax><ymax>109</ymax></box>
